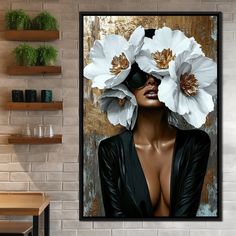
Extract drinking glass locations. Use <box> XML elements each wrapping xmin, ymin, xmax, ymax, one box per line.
<box><xmin>43</xmin><ymin>124</ymin><xmax>54</xmax><ymax>137</ymax></box>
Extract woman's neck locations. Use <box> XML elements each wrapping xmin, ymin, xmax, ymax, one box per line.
<box><xmin>133</xmin><ymin>107</ymin><xmax>174</xmax><ymax>144</ymax></box>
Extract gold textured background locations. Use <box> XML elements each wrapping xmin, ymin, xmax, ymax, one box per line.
<box><xmin>83</xmin><ymin>15</ymin><xmax>218</xmax><ymax>217</ymax></box>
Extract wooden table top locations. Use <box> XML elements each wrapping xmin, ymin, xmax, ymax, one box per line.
<box><xmin>0</xmin><ymin>192</ymin><xmax>50</xmax><ymax>216</ymax></box>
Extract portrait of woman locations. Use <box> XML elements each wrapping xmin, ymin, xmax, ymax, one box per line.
<box><xmin>81</xmin><ymin>14</ymin><xmax>220</xmax><ymax>219</ymax></box>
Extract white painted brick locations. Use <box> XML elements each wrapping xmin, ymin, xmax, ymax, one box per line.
<box><xmin>224</xmin><ymin>182</ymin><xmax>236</xmax><ymax>191</ymax></box>
<box><xmin>63</xmin><ymin>220</ymin><xmax>92</xmax><ymax>229</ymax></box>
<box><xmin>124</xmin><ymin>222</ymin><xmax>143</xmax><ymax>229</ymax></box>
<box><xmin>12</xmin><ymin>153</ymin><xmax>47</xmax><ymax>162</ymax></box>
<box><xmin>62</xmin><ymin>201</ymin><xmax>79</xmax><ymax>210</ymax></box>
<box><xmin>43</xmin><ymin>116</ymin><xmax>62</xmax><ymax>126</ymax></box>
<box><xmin>112</xmin><ymin>229</ymin><xmax>127</xmax><ymax>236</ymax></box>
<box><xmin>159</xmin><ymin>230</ymin><xmax>189</xmax><ymax>236</ymax></box>
<box><xmin>10</xmin><ymin>116</ymin><xmax>42</xmax><ymax>126</ymax></box>
<box><xmin>30</xmin><ymin>182</ymin><xmax>62</xmax><ymax>191</ymax></box>
<box><xmin>27</xmin><ymin>78</ymin><xmax>62</xmax><ymax>89</ymax></box>
<box><xmin>61</xmin><ymin>21</ymin><xmax>78</xmax><ymax>31</ymax></box>
<box><xmin>10</xmin><ymin>172</ymin><xmax>46</xmax><ymax>181</ymax></box>
<box><xmin>127</xmin><ymin>229</ymin><xmax>157</xmax><ymax>236</ymax></box>
<box><xmin>44</xmin><ymin>2</ymin><xmax>78</xmax><ymax>13</ymax></box>
<box><xmin>93</xmin><ymin>222</ymin><xmax>124</xmax><ymax>229</ymax></box>
<box><xmin>32</xmin><ymin>162</ymin><xmax>63</xmax><ymax>172</ymax></box>
<box><xmin>62</xmin><ymin>144</ymin><xmax>79</xmax><ymax>155</ymax></box>
<box><xmin>143</xmin><ymin>222</ymin><xmax>173</xmax><ymax>228</ymax></box>
<box><xmin>224</xmin><ymin>173</ymin><xmax>236</xmax><ymax>181</ymax></box>
<box><xmin>45</xmin><ymin>191</ymin><xmax>78</xmax><ymax>201</ymax></box>
<box><xmin>0</xmin><ymin>144</ymin><xmax>28</xmax><ymax>154</ymax></box>
<box><xmin>63</xmin><ymin>97</ymin><xmax>79</xmax><ymax>108</ymax></box>
<box><xmin>47</xmin><ymin>172</ymin><xmax>78</xmax><ymax>182</ymax></box>
<box><xmin>222</xmin><ymin>231</ymin><xmax>236</xmax><ymax>236</ymax></box>
<box><xmin>48</xmin><ymin>153</ymin><xmax>78</xmax><ymax>162</ymax></box>
<box><xmin>62</xmin><ymin>79</ymin><xmax>78</xmax><ymax>89</ymax></box>
<box><xmin>50</xmin><ymin>201</ymin><xmax>62</xmax><ymax>210</ymax></box>
<box><xmin>223</xmin><ymin>210</ymin><xmax>236</xmax><ymax>220</ymax></box>
<box><xmin>63</xmin><ymin>88</ymin><xmax>79</xmax><ymax>98</ymax></box>
<box><xmin>224</xmin><ymin>201</ymin><xmax>236</xmax><ymax>210</ymax></box>
<box><xmin>206</xmin><ymin>220</ymin><xmax>236</xmax><ymax>229</ymax></box>
<box><xmin>0</xmin><ymin>182</ymin><xmax>28</xmax><ymax>191</ymax></box>
<box><xmin>62</xmin><ymin>135</ymin><xmax>79</xmax><ymax>145</ymax></box>
<box><xmin>190</xmin><ymin>230</ymin><xmax>221</xmax><ymax>236</ymax></box>
<box><xmin>51</xmin><ymin>230</ymin><xmax>77</xmax><ymax>236</ymax></box>
<box><xmin>0</xmin><ymin>172</ymin><xmax>9</xmax><ymax>181</ymax></box>
<box><xmin>63</xmin><ymin>163</ymin><xmax>79</xmax><ymax>172</ymax></box>
<box><xmin>63</xmin><ymin>117</ymin><xmax>79</xmax><ymax>126</ymax></box>
<box><xmin>50</xmin><ymin>220</ymin><xmax>61</xmax><ymax>230</ymax></box>
<box><xmin>0</xmin><ymin>163</ymin><xmax>31</xmax><ymax>172</ymax></box>
<box><xmin>63</xmin><ymin>107</ymin><xmax>78</xmax><ymax>117</ymax></box>
<box><xmin>63</xmin><ymin>182</ymin><xmax>79</xmax><ymax>191</ymax></box>
<box><xmin>0</xmin><ymin>154</ymin><xmax>11</xmax><ymax>163</ymax></box>
<box><xmin>0</xmin><ymin>78</ymin><xmax>26</xmax><ymax>88</ymax></box>
<box><xmin>29</xmin><ymin>144</ymin><xmax>62</xmax><ymax>153</ymax></box>
<box><xmin>12</xmin><ymin>2</ymin><xmax>42</xmax><ymax>10</ymax></box>
<box><xmin>0</xmin><ymin>2</ymin><xmax>9</xmax><ymax>10</ymax></box>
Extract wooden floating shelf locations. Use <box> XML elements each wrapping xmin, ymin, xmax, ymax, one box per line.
<box><xmin>5</xmin><ymin>30</ymin><xmax>59</xmax><ymax>41</ymax></box>
<box><xmin>6</xmin><ymin>101</ymin><xmax>63</xmax><ymax>110</ymax></box>
<box><xmin>8</xmin><ymin>134</ymin><xmax>62</xmax><ymax>144</ymax></box>
<box><xmin>7</xmin><ymin>66</ymin><xmax>61</xmax><ymax>75</ymax></box>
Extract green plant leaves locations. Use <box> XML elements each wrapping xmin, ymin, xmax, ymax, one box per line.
<box><xmin>5</xmin><ymin>9</ymin><xmax>31</xmax><ymax>30</ymax></box>
<box><xmin>5</xmin><ymin>10</ymin><xmax>58</xmax><ymax>31</ymax></box>
<box><xmin>14</xmin><ymin>44</ymin><xmax>58</xmax><ymax>66</ymax></box>
<box><xmin>32</xmin><ymin>11</ymin><xmax>58</xmax><ymax>31</ymax></box>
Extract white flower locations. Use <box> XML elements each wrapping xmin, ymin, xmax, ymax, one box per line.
<box><xmin>100</xmin><ymin>84</ymin><xmax>138</xmax><ymax>130</ymax></box>
<box><xmin>84</xmin><ymin>26</ymin><xmax>145</xmax><ymax>89</ymax></box>
<box><xmin>158</xmin><ymin>51</ymin><xmax>217</xmax><ymax>128</ymax></box>
<box><xmin>136</xmin><ymin>26</ymin><xmax>204</xmax><ymax>78</ymax></box>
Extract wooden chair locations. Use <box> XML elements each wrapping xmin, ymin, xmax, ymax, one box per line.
<box><xmin>0</xmin><ymin>221</ymin><xmax>32</xmax><ymax>236</ymax></box>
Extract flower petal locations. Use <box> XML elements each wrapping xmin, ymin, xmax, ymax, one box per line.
<box><xmin>191</xmin><ymin>56</ymin><xmax>217</xmax><ymax>87</ymax></box>
<box><xmin>204</xmin><ymin>81</ymin><xmax>217</xmax><ymax>96</ymax></box>
<box><xmin>194</xmin><ymin>89</ymin><xmax>214</xmax><ymax>114</ymax></box>
<box><xmin>91</xmin><ymin>74</ymin><xmax>114</xmax><ymax>89</ymax></box>
<box><xmin>153</xmin><ymin>27</ymin><xmax>173</xmax><ymax>49</ymax></box>
<box><xmin>158</xmin><ymin>76</ymin><xmax>179</xmax><ymax>112</ymax></box>
<box><xmin>183</xmin><ymin>99</ymin><xmax>207</xmax><ymax>128</ymax></box>
<box><xmin>102</xmin><ymin>35</ymin><xmax>129</xmax><ymax>62</ymax></box>
<box><xmin>83</xmin><ymin>60</ymin><xmax>109</xmax><ymax>81</ymax></box>
<box><xmin>105</xmin><ymin>67</ymin><xmax>131</xmax><ymax>88</ymax></box>
<box><xmin>128</xmin><ymin>26</ymin><xmax>145</xmax><ymax>55</ymax></box>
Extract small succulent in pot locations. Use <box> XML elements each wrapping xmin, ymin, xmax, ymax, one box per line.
<box><xmin>5</xmin><ymin>9</ymin><xmax>31</xmax><ymax>30</ymax></box>
<box><xmin>14</xmin><ymin>43</ymin><xmax>37</xmax><ymax>66</ymax></box>
<box><xmin>32</xmin><ymin>11</ymin><xmax>58</xmax><ymax>30</ymax></box>
<box><xmin>37</xmin><ymin>45</ymin><xmax>58</xmax><ymax>66</ymax></box>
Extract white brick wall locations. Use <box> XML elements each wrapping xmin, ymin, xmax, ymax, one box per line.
<box><xmin>0</xmin><ymin>0</ymin><xmax>234</xmax><ymax>235</ymax></box>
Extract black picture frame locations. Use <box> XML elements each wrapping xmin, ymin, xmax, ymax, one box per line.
<box><xmin>79</xmin><ymin>11</ymin><xmax>222</xmax><ymax>221</ymax></box>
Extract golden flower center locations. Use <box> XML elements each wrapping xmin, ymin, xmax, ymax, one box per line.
<box><xmin>110</xmin><ymin>52</ymin><xmax>129</xmax><ymax>75</ymax></box>
<box><xmin>180</xmin><ymin>73</ymin><xmax>199</xmax><ymax>97</ymax></box>
<box><xmin>152</xmin><ymin>48</ymin><xmax>176</xmax><ymax>69</ymax></box>
<box><xmin>118</xmin><ymin>98</ymin><xmax>126</xmax><ymax>107</ymax></box>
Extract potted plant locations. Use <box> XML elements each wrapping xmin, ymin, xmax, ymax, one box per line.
<box><xmin>14</xmin><ymin>44</ymin><xmax>37</xmax><ymax>66</ymax></box>
<box><xmin>37</xmin><ymin>45</ymin><xmax>58</xmax><ymax>66</ymax></box>
<box><xmin>32</xmin><ymin>11</ymin><xmax>58</xmax><ymax>30</ymax></box>
<box><xmin>5</xmin><ymin>9</ymin><xmax>31</xmax><ymax>30</ymax></box>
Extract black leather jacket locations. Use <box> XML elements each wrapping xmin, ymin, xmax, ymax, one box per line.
<box><xmin>98</xmin><ymin>127</ymin><xmax>210</xmax><ymax>218</ymax></box>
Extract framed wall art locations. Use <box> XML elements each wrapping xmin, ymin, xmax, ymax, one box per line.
<box><xmin>79</xmin><ymin>12</ymin><xmax>222</xmax><ymax>220</ymax></box>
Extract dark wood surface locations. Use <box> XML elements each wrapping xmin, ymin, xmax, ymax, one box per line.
<box><xmin>6</xmin><ymin>101</ymin><xmax>63</xmax><ymax>110</ymax></box>
<box><xmin>8</xmin><ymin>134</ymin><xmax>62</xmax><ymax>144</ymax></box>
<box><xmin>7</xmin><ymin>66</ymin><xmax>61</xmax><ymax>75</ymax></box>
<box><xmin>0</xmin><ymin>221</ymin><xmax>32</xmax><ymax>234</ymax></box>
<box><xmin>5</xmin><ymin>30</ymin><xmax>59</xmax><ymax>41</ymax></box>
